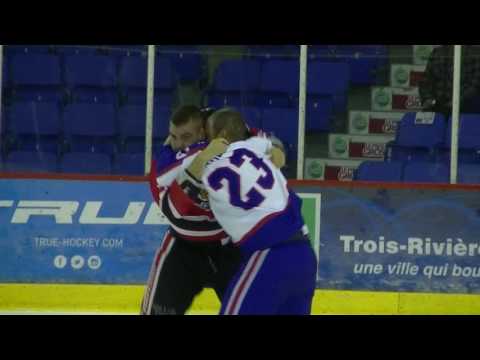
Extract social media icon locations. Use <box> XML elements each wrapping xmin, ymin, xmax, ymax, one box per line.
<box><xmin>54</xmin><ymin>255</ymin><xmax>67</xmax><ymax>269</ymax></box>
<box><xmin>71</xmin><ymin>255</ymin><xmax>85</xmax><ymax>270</ymax></box>
<box><xmin>87</xmin><ymin>255</ymin><xmax>102</xmax><ymax>270</ymax></box>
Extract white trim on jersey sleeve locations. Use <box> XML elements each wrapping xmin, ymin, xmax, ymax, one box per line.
<box><xmin>169</xmin><ymin>221</ymin><xmax>227</xmax><ymax>238</ymax></box>
<box><xmin>156</xmin><ymin>152</ymin><xmax>200</xmax><ymax>190</ymax></box>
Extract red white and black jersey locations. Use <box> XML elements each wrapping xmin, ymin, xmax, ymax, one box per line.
<box><xmin>149</xmin><ymin>142</ymin><xmax>229</xmax><ymax>243</ymax></box>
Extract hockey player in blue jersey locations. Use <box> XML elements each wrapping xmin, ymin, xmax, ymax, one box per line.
<box><xmin>181</xmin><ymin>109</ymin><xmax>317</xmax><ymax>315</ymax></box>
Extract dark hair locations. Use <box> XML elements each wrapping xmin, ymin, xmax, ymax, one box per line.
<box><xmin>170</xmin><ymin>105</ymin><xmax>204</xmax><ymax>127</ymax></box>
<box><xmin>208</xmin><ymin>108</ymin><xmax>250</xmax><ymax>143</ymax></box>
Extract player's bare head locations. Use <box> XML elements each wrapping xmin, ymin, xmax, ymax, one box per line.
<box><xmin>169</xmin><ymin>105</ymin><xmax>206</xmax><ymax>151</ymax></box>
<box><xmin>206</xmin><ymin>108</ymin><xmax>250</xmax><ymax>143</ymax></box>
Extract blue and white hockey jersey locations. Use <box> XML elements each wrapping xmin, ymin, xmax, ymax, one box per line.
<box><xmin>201</xmin><ymin>137</ymin><xmax>306</xmax><ymax>254</ymax></box>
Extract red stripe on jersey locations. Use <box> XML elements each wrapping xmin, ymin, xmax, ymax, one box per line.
<box><xmin>149</xmin><ymin>159</ymin><xmax>160</xmax><ymax>204</ymax></box>
<box><xmin>168</xmin><ymin>180</ymin><xmax>215</xmax><ymax>218</ymax></box>
<box><xmin>226</xmin><ymin>251</ymin><xmax>263</xmax><ymax>314</ymax></box>
<box><xmin>155</xmin><ymin>232</ymin><xmax>174</xmax><ymax>267</ymax></box>
<box><xmin>237</xmin><ymin>199</ymin><xmax>291</xmax><ymax>246</ymax></box>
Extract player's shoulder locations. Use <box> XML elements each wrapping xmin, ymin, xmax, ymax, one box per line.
<box><xmin>236</xmin><ymin>137</ymin><xmax>272</xmax><ymax>158</ymax></box>
<box><xmin>156</xmin><ymin>141</ymin><xmax>208</xmax><ymax>173</ymax></box>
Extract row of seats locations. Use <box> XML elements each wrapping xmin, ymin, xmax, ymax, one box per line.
<box><xmin>245</xmin><ymin>45</ymin><xmax>388</xmax><ymax>85</ymax></box>
<box><xmin>386</xmin><ymin>113</ymin><xmax>480</xmax><ymax>163</ymax></box>
<box><xmin>2</xmin><ymin>51</ymin><xmax>178</xmax><ymax>106</ymax></box>
<box><xmin>2</xmin><ymin>52</ymin><xmax>357</xmax><ymax>118</ymax></box>
<box><xmin>355</xmin><ymin>161</ymin><xmax>480</xmax><ymax>185</ymax></box>
<box><xmin>246</xmin><ymin>45</ymin><xmax>386</xmax><ymax>57</ymax></box>
<box><xmin>4</xmin><ymin>45</ymin><xmax>386</xmax><ymax>87</ymax></box>
<box><xmin>206</xmin><ymin>59</ymin><xmax>350</xmax><ymax>114</ymax></box>
<box><xmin>4</xmin><ymin>45</ymin><xmax>206</xmax><ymax>84</ymax></box>
<box><xmin>0</xmin><ymin>151</ymin><xmax>148</xmax><ymax>175</ymax></box>
<box><xmin>2</xmin><ymin>102</ymin><xmax>170</xmax><ymax>154</ymax></box>
<box><xmin>237</xmin><ymin>105</ymin><xmax>331</xmax><ymax>141</ymax></box>
<box><xmin>1</xmin><ymin>99</ymin><xmax>328</xmax><ymax>155</ymax></box>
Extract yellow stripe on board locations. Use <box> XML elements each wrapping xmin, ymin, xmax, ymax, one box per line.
<box><xmin>2</xmin><ymin>284</ymin><xmax>480</xmax><ymax>315</ymax></box>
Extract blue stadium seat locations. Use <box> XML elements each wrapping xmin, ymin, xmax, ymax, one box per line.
<box><xmin>306</xmin><ymin>97</ymin><xmax>334</xmax><ymax>131</ymax></box>
<box><xmin>6</xmin><ymin>101</ymin><xmax>61</xmax><ymax>152</ymax></box>
<box><xmin>64</xmin><ymin>54</ymin><xmax>118</xmax><ymax>104</ymax></box>
<box><xmin>155</xmin><ymin>106</ymin><xmax>171</xmax><ymax>139</ymax></box>
<box><xmin>334</xmin><ymin>45</ymin><xmax>387</xmax><ymax>85</ymax></box>
<box><xmin>339</xmin><ymin>45</ymin><xmax>387</xmax><ymax>53</ymax></box>
<box><xmin>258</xmin><ymin>59</ymin><xmax>300</xmax><ymax>107</ymax></box>
<box><xmin>458</xmin><ymin>164</ymin><xmax>480</xmax><ymax>185</ymax></box>
<box><xmin>386</xmin><ymin>112</ymin><xmax>446</xmax><ymax>162</ymax></box>
<box><xmin>9</xmin><ymin>53</ymin><xmax>63</xmax><ymax>102</ymax></box>
<box><xmin>238</xmin><ymin>106</ymin><xmax>262</xmax><ymax>130</ymax></box>
<box><xmin>308</xmin><ymin>46</ymin><xmax>337</xmax><ymax>61</ymax></box>
<box><xmin>118</xmin><ymin>104</ymin><xmax>170</xmax><ymax>151</ymax></box>
<box><xmin>63</xmin><ymin>103</ymin><xmax>117</xmax><ymax>154</ymax></box>
<box><xmin>69</xmin><ymin>88</ymin><xmax>119</xmax><ymax>104</ymax></box>
<box><xmin>122</xmin><ymin>90</ymin><xmax>174</xmax><ymax>107</ymax></box>
<box><xmin>307</xmin><ymin>62</ymin><xmax>350</xmax><ymax>111</ymax></box>
<box><xmin>261</xmin><ymin>107</ymin><xmax>298</xmax><ymax>150</ymax></box>
<box><xmin>118</xmin><ymin>56</ymin><xmax>176</xmax><ymax>106</ymax></box>
<box><xmin>212</xmin><ymin>59</ymin><xmax>262</xmax><ymax>92</ymax></box>
<box><xmin>403</xmin><ymin>162</ymin><xmax>449</xmax><ymax>183</ymax></box>
<box><xmin>2</xmin><ymin>54</ymin><xmax>8</xmax><ymax>85</ymax></box>
<box><xmin>10</xmin><ymin>53</ymin><xmax>61</xmax><ymax>86</ymax></box>
<box><xmin>260</xmin><ymin>59</ymin><xmax>300</xmax><ymax>93</ymax></box>
<box><xmin>5</xmin><ymin>45</ymin><xmax>55</xmax><ymax>55</ymax></box>
<box><xmin>206</xmin><ymin>92</ymin><xmax>257</xmax><ymax>108</ymax></box>
<box><xmin>7</xmin><ymin>101</ymin><xmax>60</xmax><ymax>135</ymax></box>
<box><xmin>261</xmin><ymin>107</ymin><xmax>298</xmax><ymax>177</ymax></box>
<box><xmin>64</xmin><ymin>54</ymin><xmax>117</xmax><ymax>87</ymax></box>
<box><xmin>117</xmin><ymin>105</ymin><xmax>147</xmax><ymax>137</ymax></box>
<box><xmin>307</xmin><ymin>62</ymin><xmax>350</xmax><ymax>96</ymax></box>
<box><xmin>101</xmin><ymin>45</ymin><xmax>147</xmax><ymax>57</ymax></box>
<box><xmin>11</xmin><ymin>88</ymin><xmax>65</xmax><ymax>102</ymax></box>
<box><xmin>123</xmin><ymin>138</ymin><xmax>165</xmax><ymax>154</ymax></box>
<box><xmin>159</xmin><ymin>46</ymin><xmax>206</xmax><ymax>83</ymax></box>
<box><xmin>113</xmin><ymin>153</ymin><xmax>146</xmax><ymax>175</ymax></box>
<box><xmin>206</xmin><ymin>59</ymin><xmax>262</xmax><ymax>108</ymax></box>
<box><xmin>355</xmin><ymin>161</ymin><xmax>403</xmax><ymax>182</ymax></box>
<box><xmin>246</xmin><ymin>45</ymin><xmax>300</xmax><ymax>59</ymax></box>
<box><xmin>4</xmin><ymin>151</ymin><xmax>58</xmax><ymax>173</ymax></box>
<box><xmin>56</xmin><ymin>45</ymin><xmax>103</xmax><ymax>55</ymax></box>
<box><xmin>2</xmin><ymin>56</ymin><xmax>11</xmax><ymax>106</ymax></box>
<box><xmin>60</xmin><ymin>152</ymin><xmax>112</xmax><ymax>174</ymax></box>
<box><xmin>445</xmin><ymin>113</ymin><xmax>480</xmax><ymax>149</ymax></box>
<box><xmin>119</xmin><ymin>56</ymin><xmax>176</xmax><ymax>89</ymax></box>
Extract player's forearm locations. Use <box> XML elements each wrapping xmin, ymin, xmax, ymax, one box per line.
<box><xmin>187</xmin><ymin>138</ymin><xmax>229</xmax><ymax>180</ymax></box>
